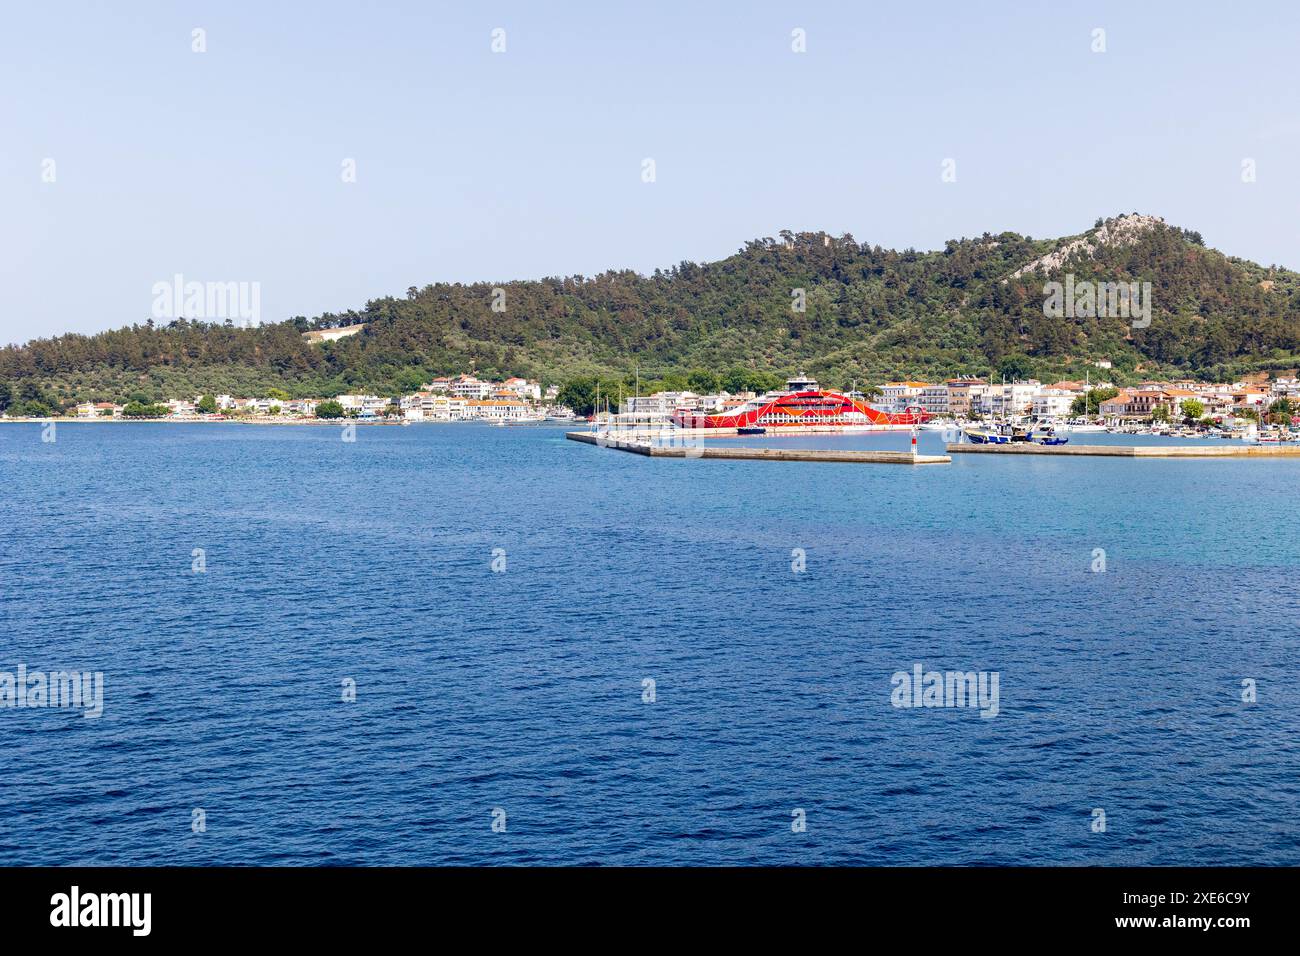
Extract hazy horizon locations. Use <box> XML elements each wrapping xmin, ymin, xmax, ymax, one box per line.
<box><xmin>4</xmin><ymin>0</ymin><xmax>1298</xmax><ymax>346</ymax></box>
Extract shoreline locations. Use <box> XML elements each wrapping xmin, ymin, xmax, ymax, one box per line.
<box><xmin>0</xmin><ymin>417</ymin><xmax>577</xmax><ymax>426</ymax></box>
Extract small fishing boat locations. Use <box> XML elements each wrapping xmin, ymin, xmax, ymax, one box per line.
<box><xmin>1033</xmin><ymin>425</ymin><xmax>1069</xmax><ymax>446</ymax></box>
<box><xmin>965</xmin><ymin>422</ymin><xmax>1032</xmax><ymax>444</ymax></box>
<box><xmin>737</xmin><ymin>425</ymin><xmax>766</xmax><ymax>435</ymax></box>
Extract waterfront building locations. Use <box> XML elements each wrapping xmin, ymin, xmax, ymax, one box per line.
<box><xmin>1032</xmin><ymin>388</ymin><xmax>1076</xmax><ymax>419</ymax></box>
<box><xmin>973</xmin><ymin>381</ymin><xmax>1039</xmax><ymax>418</ymax></box>
<box><xmin>1099</xmin><ymin>389</ymin><xmax>1183</xmax><ymax>419</ymax></box>
<box><xmin>417</xmin><ymin>394</ymin><xmax>458</xmax><ymax>421</ymax></box>
<box><xmin>1098</xmin><ymin>391</ymin><xmax>1132</xmax><ymax>418</ymax></box>
<box><xmin>466</xmin><ymin>398</ymin><xmax>531</xmax><ymax>421</ymax></box>
<box><xmin>655</xmin><ymin>390</ymin><xmax>701</xmax><ymax>411</ymax></box>
<box><xmin>880</xmin><ymin>381</ymin><xmax>929</xmax><ymax>411</ymax></box>
<box><xmin>400</xmin><ymin>393</ymin><xmax>428</xmax><ymax>421</ymax></box>
<box><xmin>501</xmin><ymin>377</ymin><xmax>542</xmax><ymax>401</ymax></box>
<box><xmin>944</xmin><ymin>379</ymin><xmax>986</xmax><ymax>418</ymax></box>
<box><xmin>336</xmin><ymin>394</ymin><xmax>389</xmax><ymax>416</ymax></box>
<box><xmin>624</xmin><ymin>395</ymin><xmax>675</xmax><ymax>418</ymax></box>
<box><xmin>918</xmin><ymin>384</ymin><xmax>950</xmax><ymax>416</ymax></box>
<box><xmin>449</xmin><ymin>376</ymin><xmax>493</xmax><ymax>400</ymax></box>
<box><xmin>75</xmin><ymin>401</ymin><xmax>122</xmax><ymax>418</ymax></box>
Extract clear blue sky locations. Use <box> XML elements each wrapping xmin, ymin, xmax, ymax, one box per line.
<box><xmin>2</xmin><ymin>0</ymin><xmax>1297</xmax><ymax>345</ymax></box>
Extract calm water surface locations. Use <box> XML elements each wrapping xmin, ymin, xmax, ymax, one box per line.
<box><xmin>2</xmin><ymin>422</ymin><xmax>1298</xmax><ymax>865</ymax></box>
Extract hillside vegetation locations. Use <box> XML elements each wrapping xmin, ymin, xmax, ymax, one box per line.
<box><xmin>4</xmin><ymin>214</ymin><xmax>1299</xmax><ymax>408</ymax></box>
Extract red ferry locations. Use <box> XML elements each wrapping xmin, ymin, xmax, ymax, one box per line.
<box><xmin>671</xmin><ymin>376</ymin><xmax>931</xmax><ymax>430</ymax></box>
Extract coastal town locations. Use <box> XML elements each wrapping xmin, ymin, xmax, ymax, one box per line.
<box><xmin>628</xmin><ymin>374</ymin><xmax>1300</xmax><ymax>424</ymax></box>
<box><xmin>5</xmin><ymin>375</ymin><xmax>572</xmax><ymax>424</ymax></box>
<box><xmin>5</xmin><ymin>370</ymin><xmax>1300</xmax><ymax>433</ymax></box>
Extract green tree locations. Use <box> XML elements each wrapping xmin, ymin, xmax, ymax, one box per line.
<box><xmin>1180</xmin><ymin>398</ymin><xmax>1204</xmax><ymax>421</ymax></box>
<box><xmin>395</xmin><ymin>368</ymin><xmax>427</xmax><ymax>393</ymax></box>
<box><xmin>557</xmin><ymin>378</ymin><xmax>598</xmax><ymax>416</ymax></box>
<box><xmin>197</xmin><ymin>395</ymin><xmax>218</xmax><ymax>414</ymax></box>
<box><xmin>687</xmin><ymin>368</ymin><xmax>720</xmax><ymax>394</ymax></box>
<box><xmin>16</xmin><ymin>399</ymin><xmax>55</xmax><ymax>417</ymax></box>
<box><xmin>997</xmin><ymin>355</ymin><xmax>1034</xmax><ymax>382</ymax></box>
<box><xmin>1071</xmin><ymin>387</ymin><xmax>1118</xmax><ymax>416</ymax></box>
<box><xmin>721</xmin><ymin>367</ymin><xmax>758</xmax><ymax>394</ymax></box>
<box><xmin>266</xmin><ymin>387</ymin><xmax>290</xmax><ymax>401</ymax></box>
<box><xmin>315</xmin><ymin>399</ymin><xmax>345</xmax><ymax>419</ymax></box>
<box><xmin>122</xmin><ymin>401</ymin><xmax>167</xmax><ymax>418</ymax></box>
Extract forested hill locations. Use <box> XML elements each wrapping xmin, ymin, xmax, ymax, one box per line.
<box><xmin>4</xmin><ymin>213</ymin><xmax>1300</xmax><ymax>407</ymax></box>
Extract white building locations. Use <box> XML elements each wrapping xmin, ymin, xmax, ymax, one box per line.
<box><xmin>466</xmin><ymin>398</ymin><xmax>531</xmax><ymax>420</ymax></box>
<box><xmin>624</xmin><ymin>395</ymin><xmax>674</xmax><ymax>417</ymax></box>
<box><xmin>75</xmin><ymin>402</ymin><xmax>122</xmax><ymax>418</ymax></box>
<box><xmin>976</xmin><ymin>381</ymin><xmax>1040</xmax><ymax>418</ymax></box>
<box><xmin>449</xmin><ymin>376</ymin><xmax>493</xmax><ymax>400</ymax></box>
<box><xmin>918</xmin><ymin>384</ymin><xmax>949</xmax><ymax>416</ymax></box>
<box><xmin>654</xmin><ymin>391</ymin><xmax>700</xmax><ymax>411</ymax></box>
<box><xmin>1032</xmin><ymin>388</ymin><xmax>1076</xmax><ymax>419</ymax></box>
<box><xmin>336</xmin><ymin>394</ymin><xmax>389</xmax><ymax>416</ymax></box>
<box><xmin>400</xmin><ymin>393</ymin><xmax>428</xmax><ymax>421</ymax></box>
<box><xmin>501</xmin><ymin>377</ymin><xmax>542</xmax><ymax>401</ymax></box>
<box><xmin>880</xmin><ymin>381</ymin><xmax>929</xmax><ymax>412</ymax></box>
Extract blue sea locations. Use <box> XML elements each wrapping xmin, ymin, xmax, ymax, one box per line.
<box><xmin>2</xmin><ymin>422</ymin><xmax>1298</xmax><ymax>865</ymax></box>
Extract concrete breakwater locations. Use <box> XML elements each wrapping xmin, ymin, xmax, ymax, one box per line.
<box><xmin>947</xmin><ymin>442</ymin><xmax>1300</xmax><ymax>458</ymax></box>
<box><xmin>567</xmin><ymin>431</ymin><xmax>950</xmax><ymax>464</ymax></box>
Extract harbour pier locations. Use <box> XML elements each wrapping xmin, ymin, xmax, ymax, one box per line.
<box><xmin>567</xmin><ymin>431</ymin><xmax>950</xmax><ymax>464</ymax></box>
<box><xmin>947</xmin><ymin>442</ymin><xmax>1300</xmax><ymax>458</ymax></box>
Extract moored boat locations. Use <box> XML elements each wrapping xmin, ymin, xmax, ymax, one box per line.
<box><xmin>671</xmin><ymin>375</ymin><xmax>929</xmax><ymax>430</ymax></box>
<box><xmin>1033</xmin><ymin>425</ymin><xmax>1068</xmax><ymax>445</ymax></box>
<box><xmin>965</xmin><ymin>422</ymin><xmax>1032</xmax><ymax>444</ymax></box>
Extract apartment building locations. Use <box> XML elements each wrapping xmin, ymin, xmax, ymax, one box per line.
<box><xmin>880</xmin><ymin>381</ymin><xmax>929</xmax><ymax>411</ymax></box>
<box><xmin>944</xmin><ymin>379</ymin><xmax>986</xmax><ymax>418</ymax></box>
